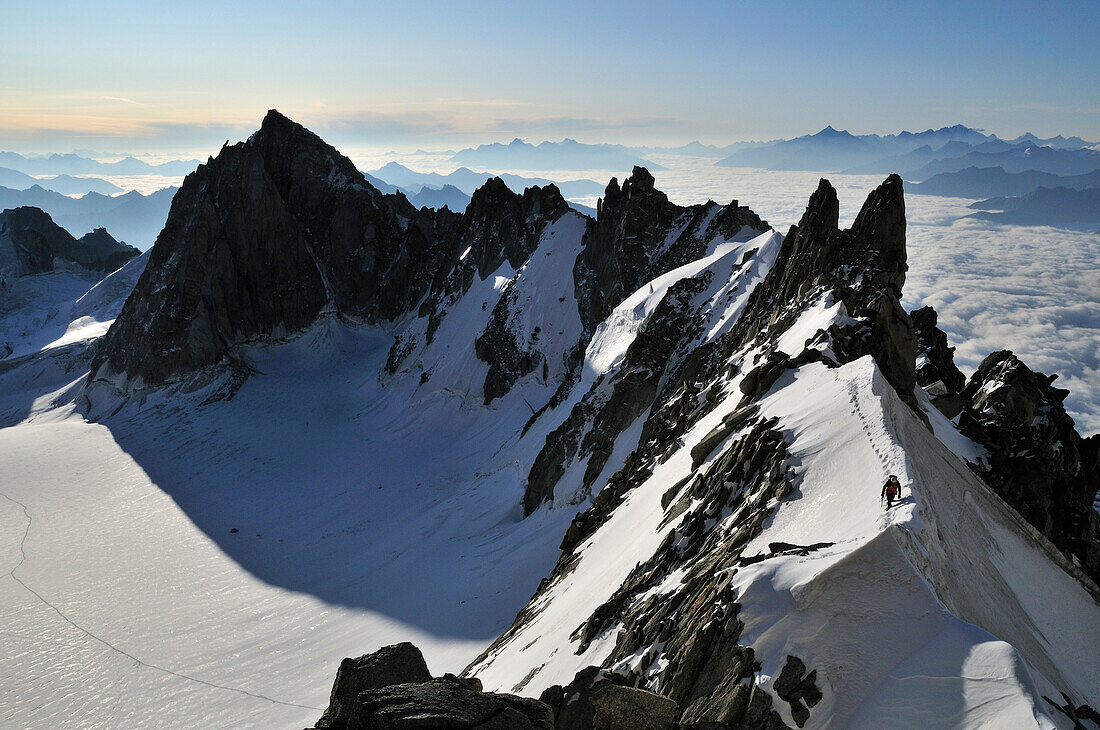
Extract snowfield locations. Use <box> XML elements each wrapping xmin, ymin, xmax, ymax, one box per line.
<box><xmin>1</xmin><ymin>213</ymin><xmax>1097</xmax><ymax>730</ymax></box>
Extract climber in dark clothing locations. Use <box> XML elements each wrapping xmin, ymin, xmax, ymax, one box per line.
<box><xmin>881</xmin><ymin>475</ymin><xmax>902</xmax><ymax>509</ymax></box>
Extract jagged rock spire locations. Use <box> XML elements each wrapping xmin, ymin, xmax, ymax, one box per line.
<box><xmin>729</xmin><ymin>174</ymin><xmax>917</xmax><ymax>411</ymax></box>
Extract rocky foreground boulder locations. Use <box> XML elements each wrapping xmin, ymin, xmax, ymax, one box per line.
<box><xmin>315</xmin><ymin>642</ymin><xmax>432</xmax><ymax>729</ymax></box>
<box><xmin>538</xmin><ymin>666</ymin><xmax>679</xmax><ymax>730</ymax></box>
<box><xmin>350</xmin><ymin>677</ymin><xmax>553</xmax><ymax>730</ymax></box>
<box><xmin>312</xmin><ymin>643</ymin><xmax>551</xmax><ymax>730</ymax></box>
<box><xmin>314</xmin><ymin>644</ymin><xmax>806</xmax><ymax>729</ymax></box>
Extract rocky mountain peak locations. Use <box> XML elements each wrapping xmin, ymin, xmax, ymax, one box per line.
<box><xmin>781</xmin><ymin>178</ymin><xmax>840</xmax><ymax>267</ymax></box>
<box><xmin>0</xmin><ymin>206</ymin><xmax>137</xmax><ymax>278</ymax></box>
<box><xmin>621</xmin><ymin>164</ymin><xmax>658</xmax><ymax>195</ymax></box>
<box><xmin>456</xmin><ymin>177</ymin><xmax>570</xmax><ymax>281</ymax></box>
<box><xmin>89</xmin><ymin>111</ymin><xmax>446</xmax><ymax>389</ymax></box>
<box><xmin>849</xmin><ymin>173</ymin><xmax>907</xmax><ymax>295</ymax></box>
<box><xmin>574</xmin><ymin>167</ymin><xmax>724</xmax><ymax>336</ymax></box>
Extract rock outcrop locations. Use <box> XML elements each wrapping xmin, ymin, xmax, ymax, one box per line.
<box><xmin>313</xmin><ymin>643</ymin><xmax>552</xmax><ymax>730</ymax></box>
<box><xmin>958</xmin><ymin>351</ymin><xmax>1100</xmax><ymax>583</ymax></box>
<box><xmin>575</xmin><ymin>167</ymin><xmax>767</xmax><ymax>338</ymax></box>
<box><xmin>0</xmin><ymin>206</ymin><xmax>138</xmax><ymax>278</ymax></box>
<box><xmin>349</xmin><ymin>677</ymin><xmax>553</xmax><ymax>729</ymax></box>
<box><xmin>910</xmin><ymin>305</ymin><xmax>966</xmax><ymax>415</ymax></box>
<box><xmin>538</xmin><ymin>666</ymin><xmax>679</xmax><ymax>730</ymax></box>
<box><xmin>75</xmin><ymin>227</ymin><xmax>140</xmax><ymax>274</ymax></box>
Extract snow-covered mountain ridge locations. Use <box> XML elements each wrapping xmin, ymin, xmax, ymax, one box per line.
<box><xmin>1</xmin><ymin>112</ymin><xmax>1097</xmax><ymax>728</ymax></box>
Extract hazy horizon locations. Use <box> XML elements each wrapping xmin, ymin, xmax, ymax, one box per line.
<box><xmin>4</xmin><ymin>1</ymin><xmax>1098</xmax><ymax>156</ymax></box>
<box><xmin>2</xmin><ymin>119</ymin><xmax>1097</xmax><ymax>164</ymax></box>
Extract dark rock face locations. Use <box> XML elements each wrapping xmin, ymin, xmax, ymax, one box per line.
<box><xmin>958</xmin><ymin>351</ymin><xmax>1100</xmax><ymax>583</ymax></box>
<box><xmin>730</xmin><ymin>175</ymin><xmax>918</xmax><ymax>412</ymax></box>
<box><xmin>539</xmin><ymin>666</ymin><xmax>679</xmax><ymax>730</ymax></box>
<box><xmin>0</xmin><ymin>206</ymin><xmax>138</xmax><ymax>277</ymax></box>
<box><xmin>910</xmin><ymin>305</ymin><xmax>966</xmax><ymax>401</ymax></box>
<box><xmin>315</xmin><ymin>642</ymin><xmax>432</xmax><ymax>730</ymax></box>
<box><xmin>346</xmin><ymin>676</ymin><xmax>553</xmax><ymax>730</ymax></box>
<box><xmin>524</xmin><ymin>275</ymin><xmax>710</xmax><ymax>514</ymax></box>
<box><xmin>90</xmin><ymin>110</ymin><xmax>453</xmax><ymax>387</ymax></box>
<box><xmin>76</xmin><ymin>227</ymin><xmax>140</xmax><ymax>274</ymax></box>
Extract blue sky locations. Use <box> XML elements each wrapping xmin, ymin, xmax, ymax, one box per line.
<box><xmin>2</xmin><ymin>0</ymin><xmax>1098</xmax><ymax>153</ymax></box>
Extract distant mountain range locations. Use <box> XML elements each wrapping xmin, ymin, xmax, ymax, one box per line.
<box><xmin>908</xmin><ymin>145</ymin><xmax>1100</xmax><ymax>178</ymax></box>
<box><xmin>0</xmin><ymin>166</ymin><xmax>37</xmax><ymax>190</ymax></box>
<box><xmin>449</xmin><ymin>138</ymin><xmax>663</xmax><ymax>171</ymax></box>
<box><xmin>0</xmin><ymin>150</ymin><xmax>200</xmax><ymax>177</ymax></box>
<box><xmin>0</xmin><ymin>167</ymin><xmax>124</xmax><ymax>196</ymax></box>
<box><xmin>713</xmin><ymin>125</ymin><xmax>1098</xmax><ymax>177</ymax></box>
<box><xmin>0</xmin><ymin>185</ymin><xmax>176</xmax><ymax>249</ymax></box>
<box><xmin>967</xmin><ymin>187</ymin><xmax>1100</xmax><ymax>227</ymax></box>
<box><xmin>35</xmin><ymin>174</ymin><xmax>123</xmax><ymax>195</ymax></box>
<box><xmin>910</xmin><ymin>166</ymin><xmax>1100</xmax><ymax>198</ymax></box>
<box><xmin>404</xmin><ymin>184</ymin><xmax>471</xmax><ymax>212</ymax></box>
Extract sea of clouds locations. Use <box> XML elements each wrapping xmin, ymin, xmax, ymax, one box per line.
<box><xmin>657</xmin><ymin>160</ymin><xmax>1100</xmax><ymax>435</ymax></box>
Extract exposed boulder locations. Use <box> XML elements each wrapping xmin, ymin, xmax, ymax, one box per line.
<box><xmin>539</xmin><ymin>666</ymin><xmax>678</xmax><ymax>730</ymax></box>
<box><xmin>315</xmin><ymin>642</ymin><xmax>432</xmax><ymax>730</ymax></box>
<box><xmin>958</xmin><ymin>351</ymin><xmax>1100</xmax><ymax>583</ymax></box>
<box><xmin>313</xmin><ymin>643</ymin><xmax>552</xmax><ymax>730</ymax></box>
<box><xmin>771</xmin><ymin>655</ymin><xmax>823</xmax><ymax>728</ymax></box>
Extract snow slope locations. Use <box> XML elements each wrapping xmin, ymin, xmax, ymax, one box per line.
<box><xmin>0</xmin><ymin>251</ymin><xmax>147</xmax><ymax>362</ymax></box>
<box><xmin>1</xmin><ymin>315</ymin><xmax>587</xmax><ymax>727</ymax></box>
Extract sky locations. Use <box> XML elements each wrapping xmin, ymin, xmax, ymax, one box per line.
<box><xmin>2</xmin><ymin>0</ymin><xmax>1099</xmax><ymax>155</ymax></box>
